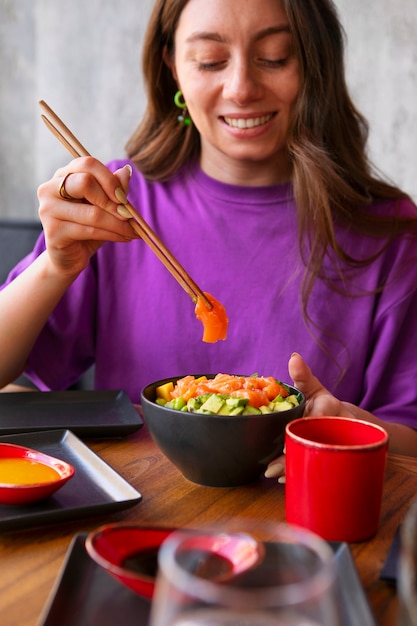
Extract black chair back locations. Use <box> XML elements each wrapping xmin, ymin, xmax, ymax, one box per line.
<box><xmin>0</xmin><ymin>219</ymin><xmax>43</xmax><ymax>284</ymax></box>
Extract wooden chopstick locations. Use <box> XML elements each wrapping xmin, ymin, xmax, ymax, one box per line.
<box><xmin>38</xmin><ymin>100</ymin><xmax>212</xmax><ymax>309</ymax></box>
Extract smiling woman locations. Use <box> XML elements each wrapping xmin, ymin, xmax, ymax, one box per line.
<box><xmin>1</xmin><ymin>0</ymin><xmax>417</xmax><ymax>468</ymax></box>
<box><xmin>0</xmin><ymin>0</ymin><xmax>415</xmax><ymax>220</ymax></box>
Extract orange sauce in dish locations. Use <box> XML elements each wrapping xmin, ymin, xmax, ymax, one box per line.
<box><xmin>0</xmin><ymin>458</ymin><xmax>60</xmax><ymax>485</ymax></box>
<box><xmin>195</xmin><ymin>292</ymin><xmax>228</xmax><ymax>343</ymax></box>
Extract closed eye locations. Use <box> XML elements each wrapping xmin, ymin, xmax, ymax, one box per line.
<box><xmin>259</xmin><ymin>58</ymin><xmax>288</xmax><ymax>68</ymax></box>
<box><xmin>197</xmin><ymin>61</ymin><xmax>227</xmax><ymax>71</ymax></box>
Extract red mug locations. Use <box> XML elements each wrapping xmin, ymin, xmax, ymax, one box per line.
<box><xmin>285</xmin><ymin>416</ymin><xmax>388</xmax><ymax>542</ymax></box>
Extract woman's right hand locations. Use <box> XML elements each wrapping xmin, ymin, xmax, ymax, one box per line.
<box><xmin>0</xmin><ymin>156</ymin><xmax>138</xmax><ymax>387</ymax></box>
<box><xmin>37</xmin><ymin>157</ymin><xmax>138</xmax><ymax>278</ymax></box>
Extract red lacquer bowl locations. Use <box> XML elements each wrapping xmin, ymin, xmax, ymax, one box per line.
<box><xmin>0</xmin><ymin>442</ymin><xmax>75</xmax><ymax>505</ymax></box>
<box><xmin>85</xmin><ymin>523</ymin><xmax>263</xmax><ymax>599</ymax></box>
<box><xmin>86</xmin><ymin>524</ymin><xmax>173</xmax><ymax>599</ymax></box>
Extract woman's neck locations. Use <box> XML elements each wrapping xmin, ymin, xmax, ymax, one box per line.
<box><xmin>199</xmin><ymin>152</ymin><xmax>292</xmax><ymax>187</ymax></box>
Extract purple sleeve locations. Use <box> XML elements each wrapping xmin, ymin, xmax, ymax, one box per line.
<box><xmin>1</xmin><ymin>232</ymin><xmax>97</xmax><ymax>390</ymax></box>
<box><xmin>362</xmin><ymin>289</ymin><xmax>417</xmax><ymax>428</ymax></box>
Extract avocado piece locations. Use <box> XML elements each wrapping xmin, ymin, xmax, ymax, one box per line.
<box><xmin>229</xmin><ymin>406</ymin><xmax>245</xmax><ymax>415</ymax></box>
<box><xmin>286</xmin><ymin>394</ymin><xmax>300</xmax><ymax>407</ymax></box>
<box><xmin>199</xmin><ymin>394</ymin><xmax>226</xmax><ymax>414</ymax></box>
<box><xmin>216</xmin><ymin>402</ymin><xmax>244</xmax><ymax>415</ymax></box>
<box><xmin>225</xmin><ymin>397</ymin><xmax>248</xmax><ymax>409</ymax></box>
<box><xmin>242</xmin><ymin>405</ymin><xmax>262</xmax><ymax>415</ymax></box>
<box><xmin>259</xmin><ymin>405</ymin><xmax>273</xmax><ymax>414</ymax></box>
<box><xmin>271</xmin><ymin>400</ymin><xmax>295</xmax><ymax>412</ymax></box>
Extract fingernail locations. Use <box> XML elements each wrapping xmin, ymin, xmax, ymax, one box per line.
<box><xmin>278</xmin><ymin>476</ymin><xmax>286</xmax><ymax>484</ymax></box>
<box><xmin>264</xmin><ymin>462</ymin><xmax>284</xmax><ymax>478</ymax></box>
<box><xmin>291</xmin><ymin>352</ymin><xmax>301</xmax><ymax>358</ymax></box>
<box><xmin>115</xmin><ymin>187</ymin><xmax>128</xmax><ymax>204</ymax></box>
<box><xmin>117</xmin><ymin>205</ymin><xmax>131</xmax><ymax>218</ymax></box>
<box><xmin>124</xmin><ymin>164</ymin><xmax>133</xmax><ymax>177</ymax></box>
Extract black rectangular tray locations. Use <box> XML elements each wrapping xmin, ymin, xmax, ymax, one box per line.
<box><xmin>37</xmin><ymin>534</ymin><xmax>376</xmax><ymax>626</ymax></box>
<box><xmin>0</xmin><ymin>390</ymin><xmax>142</xmax><ymax>437</ymax></box>
<box><xmin>0</xmin><ymin>430</ymin><xmax>141</xmax><ymax>531</ymax></box>
<box><xmin>37</xmin><ymin>533</ymin><xmax>151</xmax><ymax>626</ymax></box>
<box><xmin>380</xmin><ymin>526</ymin><xmax>401</xmax><ymax>584</ymax></box>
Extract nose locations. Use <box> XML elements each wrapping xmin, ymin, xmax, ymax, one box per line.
<box><xmin>222</xmin><ymin>60</ymin><xmax>262</xmax><ymax>105</ymax></box>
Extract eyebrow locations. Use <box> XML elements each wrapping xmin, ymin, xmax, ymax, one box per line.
<box><xmin>185</xmin><ymin>25</ymin><xmax>291</xmax><ymax>45</ymax></box>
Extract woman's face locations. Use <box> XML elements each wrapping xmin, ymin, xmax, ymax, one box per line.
<box><xmin>170</xmin><ymin>0</ymin><xmax>300</xmax><ymax>185</ymax></box>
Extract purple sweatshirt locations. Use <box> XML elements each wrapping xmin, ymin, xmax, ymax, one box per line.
<box><xmin>3</xmin><ymin>161</ymin><xmax>417</xmax><ymax>427</ymax></box>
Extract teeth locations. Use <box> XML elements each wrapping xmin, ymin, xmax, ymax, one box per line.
<box><xmin>224</xmin><ymin>114</ymin><xmax>273</xmax><ymax>129</ymax></box>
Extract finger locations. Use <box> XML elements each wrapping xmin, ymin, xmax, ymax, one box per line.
<box><xmin>288</xmin><ymin>352</ymin><xmax>326</xmax><ymax>397</ymax></box>
<box><xmin>113</xmin><ymin>164</ymin><xmax>132</xmax><ymax>194</ymax></box>
<box><xmin>264</xmin><ymin>454</ymin><xmax>285</xmax><ymax>478</ymax></box>
<box><xmin>58</xmin><ymin>172</ymin><xmax>94</xmax><ymax>205</ymax></box>
<box><xmin>53</xmin><ymin>157</ymin><xmax>131</xmax><ymax>214</ymax></box>
<box><xmin>56</xmin><ymin>171</ymin><xmax>116</xmax><ymax>210</ymax></box>
<box><xmin>113</xmin><ymin>164</ymin><xmax>133</xmax><ymax>220</ymax></box>
<box><xmin>39</xmin><ymin>181</ymin><xmax>138</xmax><ymax>243</ymax></box>
<box><xmin>41</xmin><ymin>206</ymin><xmax>137</xmax><ymax>245</ymax></box>
<box><xmin>264</xmin><ymin>462</ymin><xmax>285</xmax><ymax>478</ymax></box>
<box><xmin>289</xmin><ymin>353</ymin><xmax>343</xmax><ymax>417</ymax></box>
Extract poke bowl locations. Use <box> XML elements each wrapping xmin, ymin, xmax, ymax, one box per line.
<box><xmin>140</xmin><ymin>373</ymin><xmax>305</xmax><ymax>487</ymax></box>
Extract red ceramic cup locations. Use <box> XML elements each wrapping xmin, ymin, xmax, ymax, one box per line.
<box><xmin>285</xmin><ymin>416</ymin><xmax>388</xmax><ymax>542</ymax></box>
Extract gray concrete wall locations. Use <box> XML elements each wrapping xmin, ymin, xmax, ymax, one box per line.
<box><xmin>0</xmin><ymin>0</ymin><xmax>416</xmax><ymax>220</ymax></box>
<box><xmin>338</xmin><ymin>0</ymin><xmax>417</xmax><ymax>200</ymax></box>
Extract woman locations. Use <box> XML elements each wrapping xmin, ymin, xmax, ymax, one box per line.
<box><xmin>1</xmin><ymin>0</ymin><xmax>417</xmax><ymax>470</ymax></box>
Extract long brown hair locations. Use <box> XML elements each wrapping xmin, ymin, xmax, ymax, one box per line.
<box><xmin>282</xmin><ymin>0</ymin><xmax>416</xmax><ymax>312</ymax></box>
<box><xmin>126</xmin><ymin>0</ymin><xmax>417</xmax><ymax>314</ymax></box>
<box><xmin>125</xmin><ymin>0</ymin><xmax>199</xmax><ymax>179</ymax></box>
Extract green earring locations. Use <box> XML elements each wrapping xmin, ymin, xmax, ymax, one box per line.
<box><xmin>174</xmin><ymin>90</ymin><xmax>191</xmax><ymax>126</ymax></box>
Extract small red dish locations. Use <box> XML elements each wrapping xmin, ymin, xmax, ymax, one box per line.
<box><xmin>86</xmin><ymin>524</ymin><xmax>173</xmax><ymax>599</ymax></box>
<box><xmin>85</xmin><ymin>523</ymin><xmax>264</xmax><ymax>599</ymax></box>
<box><xmin>0</xmin><ymin>442</ymin><xmax>75</xmax><ymax>505</ymax></box>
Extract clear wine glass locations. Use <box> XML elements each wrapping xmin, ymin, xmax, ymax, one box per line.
<box><xmin>149</xmin><ymin>521</ymin><xmax>342</xmax><ymax>626</ymax></box>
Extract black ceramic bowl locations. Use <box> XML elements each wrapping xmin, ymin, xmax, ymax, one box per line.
<box><xmin>140</xmin><ymin>375</ymin><xmax>305</xmax><ymax>487</ymax></box>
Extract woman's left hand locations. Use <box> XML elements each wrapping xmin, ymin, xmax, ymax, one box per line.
<box><xmin>265</xmin><ymin>351</ymin><xmax>417</xmax><ymax>482</ymax></box>
<box><xmin>264</xmin><ymin>352</ymin><xmax>356</xmax><ymax>482</ymax></box>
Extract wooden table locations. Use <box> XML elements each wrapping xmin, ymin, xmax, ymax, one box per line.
<box><xmin>0</xmin><ymin>423</ymin><xmax>416</xmax><ymax>626</ymax></box>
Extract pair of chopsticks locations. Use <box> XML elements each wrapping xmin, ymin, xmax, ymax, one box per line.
<box><xmin>38</xmin><ymin>100</ymin><xmax>212</xmax><ymax>309</ymax></box>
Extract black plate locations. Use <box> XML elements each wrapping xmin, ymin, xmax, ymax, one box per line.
<box><xmin>37</xmin><ymin>534</ymin><xmax>376</xmax><ymax>626</ymax></box>
<box><xmin>38</xmin><ymin>533</ymin><xmax>151</xmax><ymax>626</ymax></box>
<box><xmin>380</xmin><ymin>527</ymin><xmax>401</xmax><ymax>584</ymax></box>
<box><xmin>0</xmin><ymin>389</ymin><xmax>142</xmax><ymax>437</ymax></box>
<box><xmin>330</xmin><ymin>542</ymin><xmax>377</xmax><ymax>626</ymax></box>
<box><xmin>0</xmin><ymin>430</ymin><xmax>141</xmax><ymax>531</ymax></box>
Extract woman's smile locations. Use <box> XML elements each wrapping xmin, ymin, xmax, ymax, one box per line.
<box><xmin>222</xmin><ymin>113</ymin><xmax>275</xmax><ymax>129</ymax></box>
